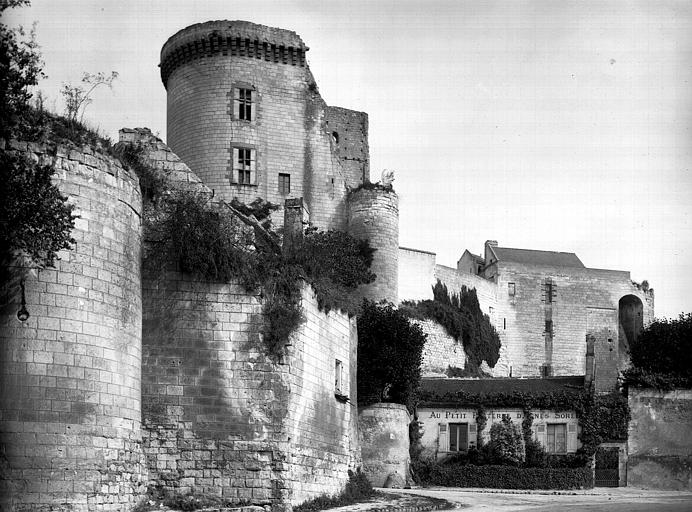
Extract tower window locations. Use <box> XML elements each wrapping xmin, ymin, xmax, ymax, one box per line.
<box><xmin>335</xmin><ymin>359</ymin><xmax>343</xmax><ymax>392</ymax></box>
<box><xmin>545</xmin><ymin>320</ymin><xmax>553</xmax><ymax>335</ymax></box>
<box><xmin>508</xmin><ymin>282</ymin><xmax>516</xmax><ymax>296</ymax></box>
<box><xmin>230</xmin><ymin>146</ymin><xmax>256</xmax><ymax>185</ymax></box>
<box><xmin>278</xmin><ymin>173</ymin><xmax>291</xmax><ymax>195</ymax></box>
<box><xmin>544</xmin><ymin>279</ymin><xmax>556</xmax><ymax>303</ymax></box>
<box><xmin>234</xmin><ymin>87</ymin><xmax>255</xmax><ymax>121</ymax></box>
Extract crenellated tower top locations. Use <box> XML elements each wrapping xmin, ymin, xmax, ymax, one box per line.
<box><xmin>160</xmin><ymin>20</ymin><xmax>309</xmax><ymax>88</ymax></box>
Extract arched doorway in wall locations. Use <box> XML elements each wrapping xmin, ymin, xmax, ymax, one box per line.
<box><xmin>618</xmin><ymin>295</ymin><xmax>643</xmax><ymax>368</ymax></box>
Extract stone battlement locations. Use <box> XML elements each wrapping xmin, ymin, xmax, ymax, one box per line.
<box><xmin>160</xmin><ymin>20</ymin><xmax>309</xmax><ymax>88</ymax></box>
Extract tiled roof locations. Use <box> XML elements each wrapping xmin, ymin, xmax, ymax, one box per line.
<box><xmin>419</xmin><ymin>376</ymin><xmax>585</xmax><ymax>406</ymax></box>
<box><xmin>494</xmin><ymin>247</ymin><xmax>585</xmax><ymax>268</ymax></box>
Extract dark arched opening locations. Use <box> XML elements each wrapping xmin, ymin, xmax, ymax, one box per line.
<box><xmin>618</xmin><ymin>294</ymin><xmax>643</xmax><ymax>368</ymax></box>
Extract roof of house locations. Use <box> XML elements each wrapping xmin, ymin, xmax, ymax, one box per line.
<box><xmin>418</xmin><ymin>376</ymin><xmax>586</xmax><ymax>406</ymax></box>
<box><xmin>493</xmin><ymin>246</ymin><xmax>585</xmax><ymax>268</ymax></box>
<box><xmin>461</xmin><ymin>250</ymin><xmax>484</xmax><ymax>263</ymax></box>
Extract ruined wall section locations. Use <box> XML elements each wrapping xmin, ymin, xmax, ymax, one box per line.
<box><xmin>0</xmin><ymin>140</ymin><xmax>146</xmax><ymax>511</ymax></box>
<box><xmin>628</xmin><ymin>388</ymin><xmax>692</xmax><ymax>490</ymax></box>
<box><xmin>492</xmin><ymin>261</ymin><xmax>653</xmax><ymax>379</ymax></box>
<box><xmin>285</xmin><ymin>286</ymin><xmax>358</xmax><ymax>505</ymax></box>
<box><xmin>347</xmin><ymin>188</ymin><xmax>399</xmax><ymax>304</ymax></box>
<box><xmin>325</xmin><ymin>106</ymin><xmax>369</xmax><ymax>186</ymax></box>
<box><xmin>414</xmin><ymin>319</ymin><xmax>466</xmax><ymax>377</ymax></box>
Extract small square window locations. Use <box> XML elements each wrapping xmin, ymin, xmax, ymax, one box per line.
<box><xmin>278</xmin><ymin>173</ymin><xmax>291</xmax><ymax>195</ymax></box>
<box><xmin>508</xmin><ymin>283</ymin><xmax>515</xmax><ymax>296</ymax></box>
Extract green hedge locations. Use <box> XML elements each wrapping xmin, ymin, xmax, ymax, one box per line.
<box><xmin>426</xmin><ymin>464</ymin><xmax>593</xmax><ymax>490</ymax></box>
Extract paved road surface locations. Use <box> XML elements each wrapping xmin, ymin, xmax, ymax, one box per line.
<box><xmin>385</xmin><ymin>487</ymin><xmax>692</xmax><ymax>512</ymax></box>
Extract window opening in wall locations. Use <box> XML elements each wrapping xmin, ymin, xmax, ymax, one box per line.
<box><xmin>545</xmin><ymin>319</ymin><xmax>553</xmax><ymax>335</ymax></box>
<box><xmin>449</xmin><ymin>423</ymin><xmax>469</xmax><ymax>452</ymax></box>
<box><xmin>508</xmin><ymin>282</ymin><xmax>516</xmax><ymax>296</ymax></box>
<box><xmin>278</xmin><ymin>173</ymin><xmax>291</xmax><ymax>195</ymax></box>
<box><xmin>332</xmin><ymin>131</ymin><xmax>339</xmax><ymax>144</ymax></box>
<box><xmin>334</xmin><ymin>359</ymin><xmax>343</xmax><ymax>392</ymax></box>
<box><xmin>235</xmin><ymin>87</ymin><xmax>254</xmax><ymax>121</ymax></box>
<box><xmin>544</xmin><ymin>279</ymin><xmax>556</xmax><ymax>303</ymax></box>
<box><xmin>503</xmin><ymin>318</ymin><xmax>506</xmax><ymax>330</ymax></box>
<box><xmin>546</xmin><ymin>423</ymin><xmax>567</xmax><ymax>453</ymax></box>
<box><xmin>232</xmin><ymin>147</ymin><xmax>256</xmax><ymax>185</ymax></box>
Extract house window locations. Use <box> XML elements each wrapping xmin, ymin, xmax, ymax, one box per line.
<box><xmin>234</xmin><ymin>87</ymin><xmax>255</xmax><ymax>121</ymax></box>
<box><xmin>508</xmin><ymin>282</ymin><xmax>516</xmax><ymax>296</ymax></box>
<box><xmin>449</xmin><ymin>423</ymin><xmax>469</xmax><ymax>452</ymax></box>
<box><xmin>334</xmin><ymin>359</ymin><xmax>343</xmax><ymax>392</ymax></box>
<box><xmin>231</xmin><ymin>147</ymin><xmax>256</xmax><ymax>185</ymax></box>
<box><xmin>278</xmin><ymin>173</ymin><xmax>291</xmax><ymax>195</ymax></box>
<box><xmin>546</xmin><ymin>424</ymin><xmax>567</xmax><ymax>453</ymax></box>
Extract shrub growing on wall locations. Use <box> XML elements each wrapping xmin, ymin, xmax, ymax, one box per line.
<box><xmin>624</xmin><ymin>313</ymin><xmax>692</xmax><ymax>390</ymax></box>
<box><xmin>357</xmin><ymin>300</ymin><xmax>427</xmax><ymax>409</ymax></box>
<box><xmin>401</xmin><ymin>280</ymin><xmax>501</xmax><ymax>374</ymax></box>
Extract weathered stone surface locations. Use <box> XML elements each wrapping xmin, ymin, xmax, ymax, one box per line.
<box><xmin>628</xmin><ymin>388</ymin><xmax>692</xmax><ymax>490</ymax></box>
<box><xmin>359</xmin><ymin>403</ymin><xmax>410</xmax><ymax>488</ymax></box>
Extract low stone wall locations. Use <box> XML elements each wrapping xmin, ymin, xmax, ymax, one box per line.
<box><xmin>359</xmin><ymin>403</ymin><xmax>410</xmax><ymax>487</ymax></box>
<box><xmin>628</xmin><ymin>388</ymin><xmax>692</xmax><ymax>490</ymax></box>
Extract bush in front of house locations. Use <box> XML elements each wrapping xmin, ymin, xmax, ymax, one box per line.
<box><xmin>426</xmin><ymin>463</ymin><xmax>593</xmax><ymax>490</ymax></box>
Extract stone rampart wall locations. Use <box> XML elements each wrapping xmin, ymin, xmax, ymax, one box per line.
<box><xmin>415</xmin><ymin>319</ymin><xmax>466</xmax><ymax>377</ymax></box>
<box><xmin>0</xmin><ymin>140</ymin><xmax>146</xmax><ymax>511</ymax></box>
<box><xmin>628</xmin><ymin>388</ymin><xmax>692</xmax><ymax>490</ymax></box>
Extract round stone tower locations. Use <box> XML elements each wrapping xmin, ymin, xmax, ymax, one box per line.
<box><xmin>347</xmin><ymin>187</ymin><xmax>399</xmax><ymax>304</ymax></box>
<box><xmin>160</xmin><ymin>21</ymin><xmax>313</xmax><ymax>207</ymax></box>
<box><xmin>0</xmin><ymin>141</ymin><xmax>146</xmax><ymax>511</ymax></box>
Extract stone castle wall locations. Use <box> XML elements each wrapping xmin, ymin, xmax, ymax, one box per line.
<box><xmin>347</xmin><ymin>188</ymin><xmax>399</xmax><ymax>304</ymax></box>
<box><xmin>628</xmin><ymin>388</ymin><xmax>692</xmax><ymax>490</ymax></box>
<box><xmin>0</xmin><ymin>140</ymin><xmax>146</xmax><ymax>511</ymax></box>
<box><xmin>415</xmin><ymin>319</ymin><xmax>466</xmax><ymax>377</ymax></box>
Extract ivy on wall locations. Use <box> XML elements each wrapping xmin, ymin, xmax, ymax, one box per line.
<box><xmin>417</xmin><ymin>388</ymin><xmax>629</xmax><ymax>457</ymax></box>
<box><xmin>122</xmin><ymin>147</ymin><xmax>375</xmax><ymax>357</ymax></box>
<box><xmin>401</xmin><ymin>280</ymin><xmax>501</xmax><ymax>374</ymax></box>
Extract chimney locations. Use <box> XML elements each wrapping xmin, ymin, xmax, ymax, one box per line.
<box><xmin>283</xmin><ymin>198</ymin><xmax>309</xmax><ymax>255</ymax></box>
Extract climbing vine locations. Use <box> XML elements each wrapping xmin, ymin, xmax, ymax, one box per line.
<box><xmin>122</xmin><ymin>148</ymin><xmax>374</xmax><ymax>357</ymax></box>
<box><xmin>401</xmin><ymin>280</ymin><xmax>501</xmax><ymax>374</ymax></box>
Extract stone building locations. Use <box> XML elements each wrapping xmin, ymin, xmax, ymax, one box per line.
<box><xmin>400</xmin><ymin>240</ymin><xmax>654</xmax><ymax>391</ymax></box>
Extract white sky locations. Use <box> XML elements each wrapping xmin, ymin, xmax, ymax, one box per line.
<box><xmin>6</xmin><ymin>0</ymin><xmax>692</xmax><ymax>319</ymax></box>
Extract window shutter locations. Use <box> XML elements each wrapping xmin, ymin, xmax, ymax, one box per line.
<box><xmin>249</xmin><ymin>150</ymin><xmax>257</xmax><ymax>185</ymax></box>
<box><xmin>567</xmin><ymin>423</ymin><xmax>578</xmax><ymax>452</ymax></box>
<box><xmin>438</xmin><ymin>423</ymin><xmax>448</xmax><ymax>452</ymax></box>
<box><xmin>231</xmin><ymin>147</ymin><xmax>239</xmax><ymax>183</ymax></box>
<box><xmin>250</xmin><ymin>91</ymin><xmax>257</xmax><ymax>121</ymax></box>
<box><xmin>536</xmin><ymin>423</ymin><xmax>547</xmax><ymax>449</ymax></box>
<box><xmin>233</xmin><ymin>88</ymin><xmax>240</xmax><ymax>118</ymax></box>
<box><xmin>469</xmin><ymin>423</ymin><xmax>477</xmax><ymax>446</ymax></box>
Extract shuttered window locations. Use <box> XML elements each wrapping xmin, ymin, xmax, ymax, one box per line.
<box><xmin>546</xmin><ymin>423</ymin><xmax>567</xmax><ymax>453</ymax></box>
<box><xmin>449</xmin><ymin>423</ymin><xmax>469</xmax><ymax>452</ymax></box>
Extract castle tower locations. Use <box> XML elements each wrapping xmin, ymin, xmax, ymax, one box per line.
<box><xmin>0</xmin><ymin>142</ymin><xmax>146</xmax><ymax>511</ymax></box>
<box><xmin>347</xmin><ymin>187</ymin><xmax>399</xmax><ymax>304</ymax></box>
<box><xmin>160</xmin><ymin>21</ymin><xmax>368</xmax><ymax>230</ymax></box>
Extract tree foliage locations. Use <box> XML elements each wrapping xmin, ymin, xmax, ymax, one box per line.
<box><xmin>0</xmin><ymin>0</ymin><xmax>44</xmax><ymax>140</ymax></box>
<box><xmin>624</xmin><ymin>313</ymin><xmax>692</xmax><ymax>390</ymax></box>
<box><xmin>0</xmin><ymin>151</ymin><xmax>77</xmax><ymax>277</ymax></box>
<box><xmin>401</xmin><ymin>280</ymin><xmax>501</xmax><ymax>373</ymax></box>
<box><xmin>357</xmin><ymin>300</ymin><xmax>427</xmax><ymax>409</ymax></box>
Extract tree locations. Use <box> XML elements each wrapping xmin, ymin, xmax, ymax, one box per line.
<box><xmin>624</xmin><ymin>313</ymin><xmax>692</xmax><ymax>389</ymax></box>
<box><xmin>357</xmin><ymin>300</ymin><xmax>427</xmax><ymax>409</ymax></box>
<box><xmin>0</xmin><ymin>0</ymin><xmax>45</xmax><ymax>140</ymax></box>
